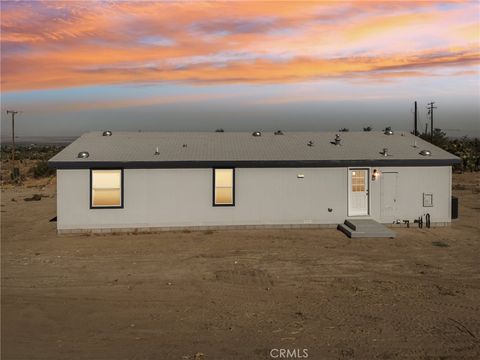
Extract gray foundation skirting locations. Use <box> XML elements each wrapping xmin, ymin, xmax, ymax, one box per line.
<box><xmin>57</xmin><ymin>223</ymin><xmax>338</xmax><ymax>235</ymax></box>
<box><xmin>57</xmin><ymin>221</ymin><xmax>451</xmax><ymax>235</ymax></box>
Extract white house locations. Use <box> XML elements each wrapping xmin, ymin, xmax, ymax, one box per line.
<box><xmin>48</xmin><ymin>131</ymin><xmax>459</xmax><ymax>235</ymax></box>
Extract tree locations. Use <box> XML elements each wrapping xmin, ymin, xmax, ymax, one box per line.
<box><xmin>421</xmin><ymin>128</ymin><xmax>449</xmax><ymax>148</ymax></box>
<box><xmin>447</xmin><ymin>136</ymin><xmax>480</xmax><ymax>172</ymax></box>
<box><xmin>420</xmin><ymin>128</ymin><xmax>479</xmax><ymax>172</ymax></box>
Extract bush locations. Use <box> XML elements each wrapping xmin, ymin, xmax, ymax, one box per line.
<box><xmin>31</xmin><ymin>161</ymin><xmax>55</xmax><ymax>178</ymax></box>
<box><xmin>447</xmin><ymin>137</ymin><xmax>480</xmax><ymax>172</ymax></box>
<box><xmin>420</xmin><ymin>130</ymin><xmax>479</xmax><ymax>172</ymax></box>
<box><xmin>10</xmin><ymin>167</ymin><xmax>21</xmax><ymax>182</ymax></box>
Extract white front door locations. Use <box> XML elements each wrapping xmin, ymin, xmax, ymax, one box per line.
<box><xmin>348</xmin><ymin>169</ymin><xmax>369</xmax><ymax>216</ymax></box>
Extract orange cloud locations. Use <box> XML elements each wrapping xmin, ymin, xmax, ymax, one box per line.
<box><xmin>344</xmin><ymin>12</ymin><xmax>439</xmax><ymax>42</ymax></box>
<box><xmin>1</xmin><ymin>1</ymin><xmax>479</xmax><ymax>92</ymax></box>
<box><xmin>3</xmin><ymin>46</ymin><xmax>478</xmax><ymax>91</ymax></box>
<box><xmin>455</xmin><ymin>23</ymin><xmax>480</xmax><ymax>42</ymax></box>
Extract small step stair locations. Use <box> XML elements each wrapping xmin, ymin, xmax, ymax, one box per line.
<box><xmin>338</xmin><ymin>219</ymin><xmax>396</xmax><ymax>238</ymax></box>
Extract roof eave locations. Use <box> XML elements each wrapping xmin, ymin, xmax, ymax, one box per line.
<box><xmin>48</xmin><ymin>158</ymin><xmax>461</xmax><ymax>169</ymax></box>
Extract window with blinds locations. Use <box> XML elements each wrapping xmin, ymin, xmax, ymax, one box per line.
<box><xmin>213</xmin><ymin>168</ymin><xmax>234</xmax><ymax>206</ymax></box>
<box><xmin>91</xmin><ymin>169</ymin><xmax>123</xmax><ymax>208</ymax></box>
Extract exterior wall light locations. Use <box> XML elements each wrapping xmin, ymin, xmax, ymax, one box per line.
<box><xmin>372</xmin><ymin>169</ymin><xmax>380</xmax><ymax>181</ymax></box>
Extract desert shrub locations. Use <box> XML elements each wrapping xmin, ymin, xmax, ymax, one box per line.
<box><xmin>10</xmin><ymin>167</ymin><xmax>20</xmax><ymax>181</ymax></box>
<box><xmin>1</xmin><ymin>145</ymin><xmax>65</xmax><ymax>161</ymax></box>
<box><xmin>7</xmin><ymin>167</ymin><xmax>24</xmax><ymax>184</ymax></box>
<box><xmin>420</xmin><ymin>130</ymin><xmax>479</xmax><ymax>172</ymax></box>
<box><xmin>31</xmin><ymin>161</ymin><xmax>55</xmax><ymax>178</ymax></box>
<box><xmin>447</xmin><ymin>137</ymin><xmax>480</xmax><ymax>172</ymax></box>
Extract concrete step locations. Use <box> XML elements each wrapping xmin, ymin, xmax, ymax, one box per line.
<box><xmin>344</xmin><ymin>219</ymin><xmax>387</xmax><ymax>231</ymax></box>
<box><xmin>338</xmin><ymin>220</ymin><xmax>396</xmax><ymax>238</ymax></box>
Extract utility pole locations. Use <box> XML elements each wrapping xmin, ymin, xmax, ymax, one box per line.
<box><xmin>6</xmin><ymin>110</ymin><xmax>19</xmax><ymax>161</ymax></box>
<box><xmin>426</xmin><ymin>102</ymin><xmax>437</xmax><ymax>142</ymax></box>
<box><xmin>414</xmin><ymin>101</ymin><xmax>418</xmax><ymax>136</ymax></box>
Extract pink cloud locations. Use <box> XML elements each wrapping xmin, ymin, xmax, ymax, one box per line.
<box><xmin>1</xmin><ymin>1</ymin><xmax>479</xmax><ymax>91</ymax></box>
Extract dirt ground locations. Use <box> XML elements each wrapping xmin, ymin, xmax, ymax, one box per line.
<box><xmin>1</xmin><ymin>173</ymin><xmax>479</xmax><ymax>360</ymax></box>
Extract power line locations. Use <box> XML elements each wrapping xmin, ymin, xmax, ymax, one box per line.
<box><xmin>416</xmin><ymin>106</ymin><xmax>424</xmax><ymax>136</ymax></box>
<box><xmin>426</xmin><ymin>102</ymin><xmax>437</xmax><ymax>141</ymax></box>
<box><xmin>414</xmin><ymin>101</ymin><xmax>418</xmax><ymax>136</ymax></box>
<box><xmin>6</xmin><ymin>110</ymin><xmax>19</xmax><ymax>162</ymax></box>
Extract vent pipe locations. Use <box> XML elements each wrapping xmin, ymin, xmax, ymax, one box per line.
<box><xmin>334</xmin><ymin>134</ymin><xmax>341</xmax><ymax>145</ymax></box>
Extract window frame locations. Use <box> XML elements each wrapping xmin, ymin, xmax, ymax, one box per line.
<box><xmin>89</xmin><ymin>168</ymin><xmax>124</xmax><ymax>209</ymax></box>
<box><xmin>351</xmin><ymin>170</ymin><xmax>366</xmax><ymax>192</ymax></box>
<box><xmin>212</xmin><ymin>168</ymin><xmax>235</xmax><ymax>207</ymax></box>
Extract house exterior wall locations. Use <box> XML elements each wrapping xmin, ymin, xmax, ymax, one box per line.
<box><xmin>56</xmin><ymin>166</ymin><xmax>451</xmax><ymax>231</ymax></box>
<box><xmin>372</xmin><ymin>166</ymin><xmax>451</xmax><ymax>223</ymax></box>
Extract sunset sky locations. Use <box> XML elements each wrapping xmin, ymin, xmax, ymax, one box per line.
<box><xmin>1</xmin><ymin>1</ymin><xmax>479</xmax><ymax>138</ymax></box>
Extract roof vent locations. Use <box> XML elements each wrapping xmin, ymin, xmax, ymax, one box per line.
<box><xmin>274</xmin><ymin>130</ymin><xmax>284</xmax><ymax>135</ymax></box>
<box><xmin>331</xmin><ymin>134</ymin><xmax>341</xmax><ymax>146</ymax></box>
<box><xmin>381</xmin><ymin>148</ymin><xmax>389</xmax><ymax>157</ymax></box>
<box><xmin>384</xmin><ymin>127</ymin><xmax>394</xmax><ymax>135</ymax></box>
<box><xmin>252</xmin><ymin>131</ymin><xmax>262</xmax><ymax>137</ymax></box>
<box><xmin>102</xmin><ymin>130</ymin><xmax>112</xmax><ymax>136</ymax></box>
<box><xmin>77</xmin><ymin>151</ymin><xmax>89</xmax><ymax>159</ymax></box>
<box><xmin>307</xmin><ymin>140</ymin><xmax>314</xmax><ymax>147</ymax></box>
<box><xmin>419</xmin><ymin>149</ymin><xmax>432</xmax><ymax>156</ymax></box>
<box><xmin>215</xmin><ymin>128</ymin><xmax>224</xmax><ymax>133</ymax></box>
